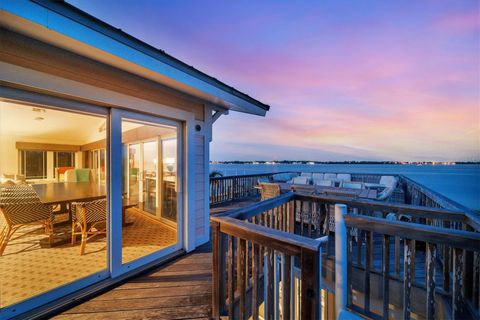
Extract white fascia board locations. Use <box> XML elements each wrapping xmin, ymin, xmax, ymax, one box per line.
<box><xmin>0</xmin><ymin>1</ymin><xmax>267</xmax><ymax>116</ymax></box>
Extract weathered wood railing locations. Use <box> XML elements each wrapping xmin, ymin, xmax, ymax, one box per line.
<box><xmin>210</xmin><ymin>173</ymin><xmax>277</xmax><ymax>205</ymax></box>
<box><xmin>292</xmin><ymin>193</ymin><xmax>480</xmax><ymax>319</ymax></box>
<box><xmin>211</xmin><ymin>193</ymin><xmax>328</xmax><ymax>319</ymax></box>
<box><xmin>211</xmin><ymin>190</ymin><xmax>480</xmax><ymax>319</ymax></box>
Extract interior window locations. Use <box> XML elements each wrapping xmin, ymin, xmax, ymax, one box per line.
<box><xmin>19</xmin><ymin>150</ymin><xmax>47</xmax><ymax>179</ymax></box>
<box><xmin>53</xmin><ymin>151</ymin><xmax>75</xmax><ymax>178</ymax></box>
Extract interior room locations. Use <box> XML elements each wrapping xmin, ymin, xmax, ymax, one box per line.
<box><xmin>0</xmin><ymin>100</ymin><xmax>178</xmax><ymax>307</ymax></box>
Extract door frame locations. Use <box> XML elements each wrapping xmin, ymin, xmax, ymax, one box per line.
<box><xmin>110</xmin><ymin>108</ymin><xmax>191</xmax><ymax>277</ymax></box>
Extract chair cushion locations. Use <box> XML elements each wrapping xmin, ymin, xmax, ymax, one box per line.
<box><xmin>76</xmin><ymin>169</ymin><xmax>91</xmax><ymax>182</ymax></box>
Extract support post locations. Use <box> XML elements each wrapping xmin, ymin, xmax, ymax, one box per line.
<box><xmin>335</xmin><ymin>204</ymin><xmax>348</xmax><ymax>319</ymax></box>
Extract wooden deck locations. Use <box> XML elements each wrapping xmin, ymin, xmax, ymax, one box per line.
<box><xmin>54</xmin><ymin>201</ymin><xmax>246</xmax><ymax>320</ymax></box>
<box><xmin>54</xmin><ymin>243</ymin><xmax>213</xmax><ymax>320</ymax></box>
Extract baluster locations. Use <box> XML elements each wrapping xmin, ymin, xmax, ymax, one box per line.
<box><xmin>382</xmin><ymin>234</ymin><xmax>390</xmax><ymax>319</ymax></box>
<box><xmin>403</xmin><ymin>238</ymin><xmax>413</xmax><ymax>320</ymax></box>
<box><xmin>252</xmin><ymin>243</ymin><xmax>259</xmax><ymax>320</ymax></box>
<box><xmin>443</xmin><ymin>245</ymin><xmax>450</xmax><ymax>292</ymax></box>
<box><xmin>266</xmin><ymin>248</ymin><xmax>274</xmax><ymax>319</ymax></box>
<box><xmin>283</xmin><ymin>254</ymin><xmax>292</xmax><ymax>319</ymax></box>
<box><xmin>227</xmin><ymin>235</ymin><xmax>235</xmax><ymax>318</ymax></box>
<box><xmin>364</xmin><ymin>231</ymin><xmax>372</xmax><ymax>313</ymax></box>
<box><xmin>300</xmin><ymin>200</ymin><xmax>304</xmax><ymax>236</ymax></box>
<box><xmin>237</xmin><ymin>238</ymin><xmax>246</xmax><ymax>320</ymax></box>
<box><xmin>395</xmin><ymin>236</ymin><xmax>401</xmax><ymax>276</ymax></box>
<box><xmin>452</xmin><ymin>248</ymin><xmax>465</xmax><ymax>318</ymax></box>
<box><xmin>289</xmin><ymin>200</ymin><xmax>295</xmax><ymax>234</ymax></box>
<box><xmin>426</xmin><ymin>242</ymin><xmax>436</xmax><ymax>320</ymax></box>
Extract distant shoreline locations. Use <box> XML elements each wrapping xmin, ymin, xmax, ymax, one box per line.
<box><xmin>211</xmin><ymin>161</ymin><xmax>480</xmax><ymax>165</ymax></box>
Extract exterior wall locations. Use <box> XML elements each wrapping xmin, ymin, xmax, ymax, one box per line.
<box><xmin>0</xmin><ymin>28</ymin><xmax>205</xmax><ymax>121</ymax></box>
<box><xmin>0</xmin><ymin>30</ymin><xmax>212</xmax><ymax>251</ymax></box>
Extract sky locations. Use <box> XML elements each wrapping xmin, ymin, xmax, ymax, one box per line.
<box><xmin>68</xmin><ymin>0</ymin><xmax>480</xmax><ymax>162</ymax></box>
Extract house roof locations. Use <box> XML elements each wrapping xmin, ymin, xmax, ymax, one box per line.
<box><xmin>0</xmin><ymin>0</ymin><xmax>270</xmax><ymax>116</ymax></box>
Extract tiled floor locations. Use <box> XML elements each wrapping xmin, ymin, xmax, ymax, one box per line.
<box><xmin>0</xmin><ymin>208</ymin><xmax>176</xmax><ymax>308</ymax></box>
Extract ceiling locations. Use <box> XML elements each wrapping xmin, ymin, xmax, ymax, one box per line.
<box><xmin>0</xmin><ymin>101</ymin><xmax>175</xmax><ymax>145</ymax></box>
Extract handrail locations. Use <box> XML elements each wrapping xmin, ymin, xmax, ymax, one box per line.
<box><xmin>345</xmin><ymin>214</ymin><xmax>480</xmax><ymax>251</ymax></box>
<box><xmin>296</xmin><ymin>193</ymin><xmax>468</xmax><ymax>223</ymax></box>
<box><xmin>211</xmin><ymin>215</ymin><xmax>323</xmax><ymax>255</ymax></box>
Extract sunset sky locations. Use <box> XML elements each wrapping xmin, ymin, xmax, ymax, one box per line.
<box><xmin>69</xmin><ymin>0</ymin><xmax>479</xmax><ymax>161</ymax></box>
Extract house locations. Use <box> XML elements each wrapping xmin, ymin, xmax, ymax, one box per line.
<box><xmin>0</xmin><ymin>1</ymin><xmax>269</xmax><ymax>318</ymax></box>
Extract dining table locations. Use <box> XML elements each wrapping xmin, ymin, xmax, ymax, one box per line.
<box><xmin>32</xmin><ymin>182</ymin><xmax>106</xmax><ymax>205</ymax></box>
<box><xmin>32</xmin><ymin>182</ymin><xmax>136</xmax><ymax>227</ymax></box>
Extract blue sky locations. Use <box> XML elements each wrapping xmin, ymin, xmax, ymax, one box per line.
<box><xmin>69</xmin><ymin>0</ymin><xmax>480</xmax><ymax>161</ymax></box>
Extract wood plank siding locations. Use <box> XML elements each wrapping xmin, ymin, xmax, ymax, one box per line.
<box><xmin>0</xmin><ymin>28</ymin><xmax>205</xmax><ymax>120</ymax></box>
<box><xmin>195</xmin><ymin>134</ymin><xmax>206</xmax><ymax>238</ymax></box>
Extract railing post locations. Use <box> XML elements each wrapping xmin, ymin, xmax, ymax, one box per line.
<box><xmin>211</xmin><ymin>220</ymin><xmax>221</xmax><ymax>319</ymax></box>
<box><xmin>300</xmin><ymin>247</ymin><xmax>320</xmax><ymax>319</ymax></box>
<box><xmin>335</xmin><ymin>204</ymin><xmax>348</xmax><ymax>319</ymax></box>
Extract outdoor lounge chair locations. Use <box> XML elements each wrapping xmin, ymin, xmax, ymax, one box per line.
<box><xmin>337</xmin><ymin>173</ymin><xmax>351</xmax><ymax>182</ymax></box>
<box><xmin>291</xmin><ymin>176</ymin><xmax>311</xmax><ymax>185</ymax></box>
<box><xmin>0</xmin><ymin>185</ymin><xmax>54</xmax><ymax>256</ymax></box>
<box><xmin>71</xmin><ymin>199</ymin><xmax>107</xmax><ymax>255</ymax></box>
<box><xmin>341</xmin><ymin>181</ymin><xmax>364</xmax><ymax>189</ymax></box>
<box><xmin>314</xmin><ymin>179</ymin><xmax>333</xmax><ymax>187</ymax></box>
<box><xmin>323</xmin><ymin>173</ymin><xmax>337</xmax><ymax>180</ymax></box>
<box><xmin>312</xmin><ymin>173</ymin><xmax>324</xmax><ymax>180</ymax></box>
<box><xmin>259</xmin><ymin>183</ymin><xmax>281</xmax><ymax>201</ymax></box>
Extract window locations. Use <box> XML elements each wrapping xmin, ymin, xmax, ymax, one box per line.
<box><xmin>53</xmin><ymin>151</ymin><xmax>75</xmax><ymax>177</ymax></box>
<box><xmin>19</xmin><ymin>150</ymin><xmax>47</xmax><ymax>179</ymax></box>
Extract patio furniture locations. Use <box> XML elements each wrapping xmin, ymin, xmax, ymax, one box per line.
<box><xmin>312</xmin><ymin>173</ymin><xmax>324</xmax><ymax>180</ymax></box>
<box><xmin>323</xmin><ymin>173</ymin><xmax>337</xmax><ymax>180</ymax></box>
<box><xmin>291</xmin><ymin>176</ymin><xmax>311</xmax><ymax>185</ymax></box>
<box><xmin>337</xmin><ymin>173</ymin><xmax>351</xmax><ymax>182</ymax></box>
<box><xmin>259</xmin><ymin>183</ymin><xmax>280</xmax><ymax>200</ymax></box>
<box><xmin>300</xmin><ymin>172</ymin><xmax>312</xmax><ymax>178</ymax></box>
<box><xmin>64</xmin><ymin>169</ymin><xmax>95</xmax><ymax>183</ymax></box>
<box><xmin>314</xmin><ymin>179</ymin><xmax>333</xmax><ymax>187</ymax></box>
<box><xmin>71</xmin><ymin>199</ymin><xmax>107</xmax><ymax>255</ymax></box>
<box><xmin>290</xmin><ymin>184</ymin><xmax>315</xmax><ymax>194</ymax></box>
<box><xmin>341</xmin><ymin>181</ymin><xmax>364</xmax><ymax>189</ymax></box>
<box><xmin>0</xmin><ymin>185</ymin><xmax>54</xmax><ymax>256</ymax></box>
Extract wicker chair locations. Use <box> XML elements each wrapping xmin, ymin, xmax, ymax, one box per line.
<box><xmin>259</xmin><ymin>183</ymin><xmax>281</xmax><ymax>201</ymax></box>
<box><xmin>0</xmin><ymin>185</ymin><xmax>54</xmax><ymax>256</ymax></box>
<box><xmin>71</xmin><ymin>199</ymin><xmax>107</xmax><ymax>255</ymax></box>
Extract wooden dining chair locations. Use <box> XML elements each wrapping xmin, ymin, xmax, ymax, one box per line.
<box><xmin>259</xmin><ymin>183</ymin><xmax>281</xmax><ymax>201</ymax></box>
<box><xmin>71</xmin><ymin>199</ymin><xmax>107</xmax><ymax>255</ymax></box>
<box><xmin>0</xmin><ymin>185</ymin><xmax>54</xmax><ymax>256</ymax></box>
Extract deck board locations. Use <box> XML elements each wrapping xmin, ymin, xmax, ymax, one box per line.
<box><xmin>55</xmin><ymin>244</ymin><xmax>213</xmax><ymax>320</ymax></box>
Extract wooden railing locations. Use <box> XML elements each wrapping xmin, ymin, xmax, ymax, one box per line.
<box><xmin>210</xmin><ymin>173</ymin><xmax>279</xmax><ymax>205</ymax></box>
<box><xmin>292</xmin><ymin>193</ymin><xmax>480</xmax><ymax>319</ymax></box>
<box><xmin>211</xmin><ymin>191</ymin><xmax>480</xmax><ymax>319</ymax></box>
<box><xmin>211</xmin><ymin>193</ymin><xmax>328</xmax><ymax>319</ymax></box>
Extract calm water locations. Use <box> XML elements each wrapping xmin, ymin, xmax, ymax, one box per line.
<box><xmin>210</xmin><ymin>164</ymin><xmax>480</xmax><ymax>210</ymax></box>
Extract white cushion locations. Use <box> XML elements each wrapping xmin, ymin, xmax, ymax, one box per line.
<box><xmin>342</xmin><ymin>181</ymin><xmax>363</xmax><ymax>189</ymax></box>
<box><xmin>379</xmin><ymin>176</ymin><xmax>397</xmax><ymax>188</ymax></box>
<box><xmin>324</xmin><ymin>173</ymin><xmax>337</xmax><ymax>180</ymax></box>
<box><xmin>312</xmin><ymin>173</ymin><xmax>324</xmax><ymax>180</ymax></box>
<box><xmin>337</xmin><ymin>174</ymin><xmax>351</xmax><ymax>182</ymax></box>
<box><xmin>292</xmin><ymin>176</ymin><xmax>311</xmax><ymax>185</ymax></box>
<box><xmin>314</xmin><ymin>179</ymin><xmax>332</xmax><ymax>187</ymax></box>
<box><xmin>300</xmin><ymin>172</ymin><xmax>312</xmax><ymax>178</ymax></box>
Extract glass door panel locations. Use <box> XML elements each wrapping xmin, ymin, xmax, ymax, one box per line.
<box><xmin>0</xmin><ymin>100</ymin><xmax>108</xmax><ymax>310</ymax></box>
<box><xmin>121</xmin><ymin>118</ymin><xmax>180</xmax><ymax>264</ymax></box>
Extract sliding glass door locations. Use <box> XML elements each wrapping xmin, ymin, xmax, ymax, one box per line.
<box><xmin>0</xmin><ymin>96</ymin><xmax>185</xmax><ymax>317</ymax></box>
<box><xmin>112</xmin><ymin>110</ymin><xmax>183</xmax><ymax>268</ymax></box>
